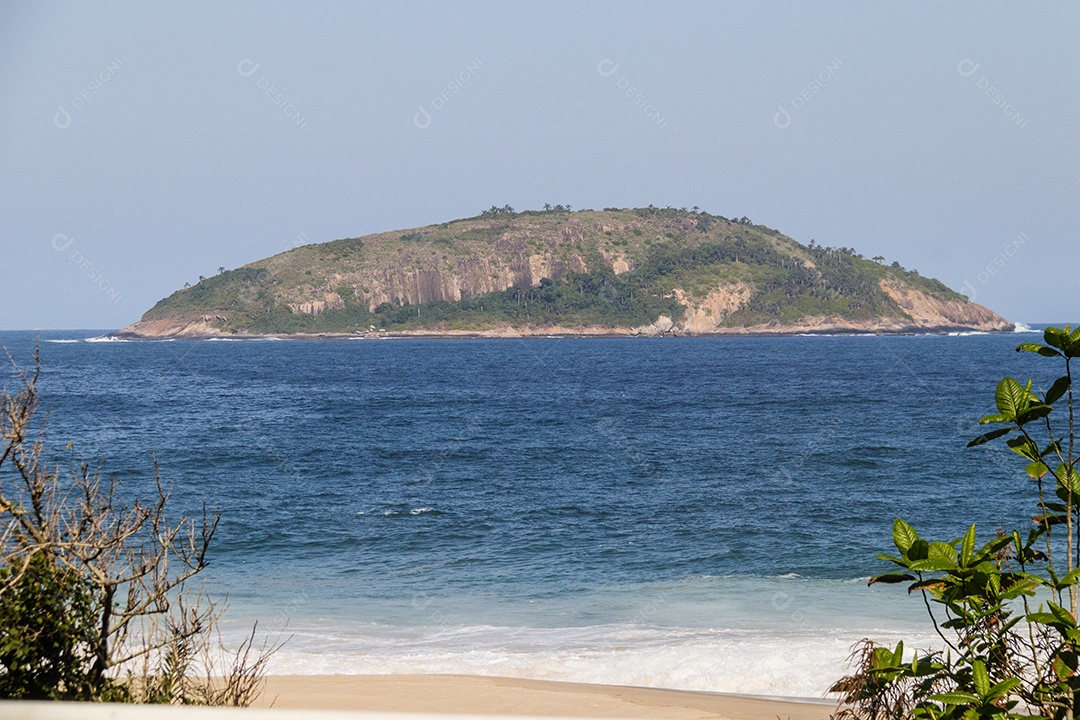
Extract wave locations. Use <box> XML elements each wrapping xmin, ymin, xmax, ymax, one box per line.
<box><xmin>84</xmin><ymin>335</ymin><xmax>128</xmax><ymax>343</ymax></box>
<box><xmin>44</xmin><ymin>339</ymin><xmax>80</xmax><ymax>344</ymax></box>
<box><xmin>206</xmin><ymin>336</ymin><xmax>286</xmax><ymax>342</ymax></box>
<box><xmin>381</xmin><ymin>507</ymin><xmax>440</xmax><ymax>517</ymax></box>
<box><xmin>219</xmin><ymin>618</ymin><xmax>940</xmax><ymax>699</ymax></box>
<box><xmin>1012</xmin><ymin>322</ymin><xmax>1038</xmax><ymax>334</ymax></box>
<box><xmin>796</xmin><ymin>333</ymin><xmax>879</xmax><ymax>338</ymax></box>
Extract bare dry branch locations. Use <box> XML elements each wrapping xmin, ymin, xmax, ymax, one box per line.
<box><xmin>0</xmin><ymin>345</ymin><xmax>279</xmax><ymax>703</ymax></box>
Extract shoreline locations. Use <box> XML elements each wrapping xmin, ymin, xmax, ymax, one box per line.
<box><xmin>254</xmin><ymin>674</ymin><xmax>838</xmax><ymax>719</ymax></box>
<box><xmin>106</xmin><ymin>325</ymin><xmax>1020</xmax><ymax>342</ymax></box>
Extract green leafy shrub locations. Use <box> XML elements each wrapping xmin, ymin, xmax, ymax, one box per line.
<box><xmin>832</xmin><ymin>325</ymin><xmax>1080</xmax><ymax>720</ymax></box>
<box><xmin>0</xmin><ymin>555</ymin><xmax>112</xmax><ymax>700</ymax></box>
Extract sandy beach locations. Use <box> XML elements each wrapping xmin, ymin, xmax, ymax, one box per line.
<box><xmin>255</xmin><ymin>675</ymin><xmax>837</xmax><ymax>719</ymax></box>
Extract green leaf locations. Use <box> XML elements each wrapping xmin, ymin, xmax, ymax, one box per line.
<box><xmin>1007</xmin><ymin>436</ymin><xmax>1041</xmax><ymax>461</ymax></box>
<box><xmin>929</xmin><ymin>691</ymin><xmax>979</xmax><ymax>705</ymax></box>
<box><xmin>1034</xmin><ymin>512</ymin><xmax>1068</xmax><ymax>527</ymax></box>
<box><xmin>1027</xmin><ymin>461</ymin><xmax>1049</xmax><ymax>479</ymax></box>
<box><xmin>1052</xmin><ymin>653</ymin><xmax>1073</xmax><ymax>680</ymax></box>
<box><xmin>1056</xmin><ymin>464</ymin><xmax>1080</xmax><ymax>498</ymax></box>
<box><xmin>1046</xmin><ymin>376</ymin><xmax>1071</xmax><ymax>405</ymax></box>
<box><xmin>994</xmin><ymin>377</ymin><xmax>1029</xmax><ymax>419</ymax></box>
<box><xmin>1056</xmin><ymin>569</ymin><xmax>1080</xmax><ymax>589</ymax></box>
<box><xmin>1042</xmin><ymin>443</ymin><xmax>1063</xmax><ymax>461</ymax></box>
<box><xmin>1067</xmin><ymin>329</ymin><xmax>1080</xmax><ymax>358</ymax></box>
<box><xmin>928</xmin><ymin>541</ymin><xmax>957</xmax><ymax>565</ymax></box>
<box><xmin>907</xmin><ymin>578</ymin><xmax>947</xmax><ymax>593</ymax></box>
<box><xmin>972</xmin><ymin>659</ymin><xmax>990</xmax><ymax>699</ymax></box>
<box><xmin>876</xmin><ymin>553</ymin><xmax>909</xmax><ymax>567</ymax></box>
<box><xmin>908</xmin><ymin>538</ymin><xmax>929</xmax><ymax>561</ymax></box>
<box><xmin>986</xmin><ymin>677</ymin><xmax>1020</xmax><ymax>700</ymax></box>
<box><xmin>1000</xmin><ymin>578</ymin><xmax>1039</xmax><ymax>600</ymax></box>
<box><xmin>960</xmin><ymin>524</ymin><xmax>976</xmax><ymax>567</ymax></box>
<box><xmin>871</xmin><ymin>646</ymin><xmax>899</xmax><ymax>668</ymax></box>
<box><xmin>968</xmin><ymin>427</ymin><xmax>1014</xmax><ymax>447</ymax></box>
<box><xmin>869</xmin><ymin>572</ymin><xmax>916</xmax><ymax>585</ymax></box>
<box><xmin>978</xmin><ymin>413</ymin><xmax>1010</xmax><ymax>425</ymax></box>
<box><xmin>1017</xmin><ymin>404</ymin><xmax>1053</xmax><ymax>425</ymax></box>
<box><xmin>1044</xmin><ymin>327</ymin><xmax>1068</xmax><ymax>349</ymax></box>
<box><xmin>1048</xmin><ymin>601</ymin><xmax>1077</xmax><ymax>627</ymax></box>
<box><xmin>892</xmin><ymin>518</ymin><xmax>919</xmax><ymax>555</ymax></box>
<box><xmin>1017</xmin><ymin>342</ymin><xmax>1061</xmax><ymax>357</ymax></box>
<box><xmin>908</xmin><ymin>557</ymin><xmax>958</xmax><ymax>573</ymax></box>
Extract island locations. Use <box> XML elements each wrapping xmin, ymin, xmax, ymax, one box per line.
<box><xmin>117</xmin><ymin>206</ymin><xmax>1012</xmax><ymax>339</ymax></box>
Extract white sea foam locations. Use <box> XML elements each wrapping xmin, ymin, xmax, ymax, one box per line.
<box><xmin>204</xmin><ymin>336</ymin><xmax>287</xmax><ymax>342</ymax></box>
<box><xmin>231</xmin><ymin>620</ymin><xmax>941</xmax><ymax>699</ymax></box>
<box><xmin>45</xmin><ymin>339</ymin><xmax>80</xmax><ymax>344</ymax></box>
<box><xmin>1012</xmin><ymin>322</ymin><xmax>1037</xmax><ymax>334</ymax></box>
<box><xmin>217</xmin><ymin>576</ymin><xmax>940</xmax><ymax>699</ymax></box>
<box><xmin>84</xmin><ymin>335</ymin><xmax>128</xmax><ymax>342</ymax></box>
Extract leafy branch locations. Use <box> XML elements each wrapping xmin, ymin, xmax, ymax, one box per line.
<box><xmin>833</xmin><ymin>325</ymin><xmax>1080</xmax><ymax>720</ymax></box>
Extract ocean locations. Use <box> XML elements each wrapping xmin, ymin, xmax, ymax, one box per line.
<box><xmin>0</xmin><ymin>327</ymin><xmax>1052</xmax><ymax>698</ymax></box>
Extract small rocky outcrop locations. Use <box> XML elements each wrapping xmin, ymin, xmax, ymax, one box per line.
<box><xmin>631</xmin><ymin>315</ymin><xmax>676</xmax><ymax>337</ymax></box>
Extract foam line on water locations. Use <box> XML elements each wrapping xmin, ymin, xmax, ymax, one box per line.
<box><xmin>234</xmin><ymin>621</ymin><xmax>942</xmax><ymax>698</ymax></box>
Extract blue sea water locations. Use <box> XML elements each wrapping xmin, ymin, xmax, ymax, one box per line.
<box><xmin>0</xmin><ymin>327</ymin><xmax>1056</xmax><ymax>697</ymax></box>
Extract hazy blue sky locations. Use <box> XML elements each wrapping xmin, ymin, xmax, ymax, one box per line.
<box><xmin>2</xmin><ymin>1</ymin><xmax>1076</xmax><ymax>329</ymax></box>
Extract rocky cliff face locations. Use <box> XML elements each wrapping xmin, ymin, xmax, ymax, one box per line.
<box><xmin>262</xmin><ymin>222</ymin><xmax>612</xmax><ymax>316</ymax></box>
<box><xmin>328</xmin><ymin>250</ymin><xmax>592</xmax><ymax>313</ymax></box>
<box><xmin>676</xmin><ymin>284</ymin><xmax>756</xmax><ymax>334</ymax></box>
<box><xmin>878</xmin><ymin>280</ymin><xmax>1012</xmax><ymax>331</ymax></box>
<box><xmin>641</xmin><ymin>279</ymin><xmax>1011</xmax><ymax>336</ymax></box>
<box><xmin>123</xmin><ymin>315</ymin><xmax>225</xmax><ymax>338</ymax></box>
